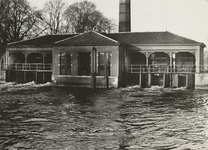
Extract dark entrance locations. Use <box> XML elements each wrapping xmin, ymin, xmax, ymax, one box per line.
<box><xmin>78</xmin><ymin>52</ymin><xmax>91</xmax><ymax>75</ymax></box>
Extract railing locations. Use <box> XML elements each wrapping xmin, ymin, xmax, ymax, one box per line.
<box><xmin>126</xmin><ymin>64</ymin><xmax>196</xmax><ymax>74</ymax></box>
<box><xmin>4</xmin><ymin>63</ymin><xmax>52</xmax><ymax>71</ymax></box>
<box><xmin>4</xmin><ymin>63</ymin><xmax>196</xmax><ymax>73</ymax></box>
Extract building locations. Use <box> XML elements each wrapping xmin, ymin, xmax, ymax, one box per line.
<box><xmin>2</xmin><ymin>0</ymin><xmax>206</xmax><ymax>88</ymax></box>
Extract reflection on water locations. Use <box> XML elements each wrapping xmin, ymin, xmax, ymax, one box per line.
<box><xmin>0</xmin><ymin>83</ymin><xmax>208</xmax><ymax>149</ymax></box>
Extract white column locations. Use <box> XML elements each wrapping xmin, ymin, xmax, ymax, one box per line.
<box><xmin>193</xmin><ymin>50</ymin><xmax>199</xmax><ymax>73</ymax></box>
<box><xmin>166</xmin><ymin>52</ymin><xmax>174</xmax><ymax>72</ymax></box>
<box><xmin>142</xmin><ymin>52</ymin><xmax>152</xmax><ymax>67</ymax></box>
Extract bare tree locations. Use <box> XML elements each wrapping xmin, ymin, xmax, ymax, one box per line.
<box><xmin>41</xmin><ymin>0</ymin><xmax>68</xmax><ymax>34</ymax></box>
<box><xmin>64</xmin><ymin>0</ymin><xmax>117</xmax><ymax>33</ymax></box>
<box><xmin>0</xmin><ymin>0</ymin><xmax>40</xmax><ymax>45</ymax></box>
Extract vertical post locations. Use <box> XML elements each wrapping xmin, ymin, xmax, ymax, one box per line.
<box><xmin>186</xmin><ymin>74</ymin><xmax>189</xmax><ymax>89</ymax></box>
<box><xmin>43</xmin><ymin>53</ymin><xmax>45</xmax><ymax>83</ymax></box>
<box><xmin>104</xmin><ymin>60</ymin><xmax>109</xmax><ymax>88</ymax></box>
<box><xmin>148</xmin><ymin>73</ymin><xmax>151</xmax><ymax>87</ymax></box>
<box><xmin>147</xmin><ymin>66</ymin><xmax>151</xmax><ymax>87</ymax></box>
<box><xmin>146</xmin><ymin>52</ymin><xmax>151</xmax><ymax>87</ymax></box>
<box><xmin>140</xmin><ymin>73</ymin><xmax>146</xmax><ymax>88</ymax></box>
<box><xmin>16</xmin><ymin>71</ymin><xmax>18</xmax><ymax>83</ymax></box>
<box><xmin>145</xmin><ymin>52</ymin><xmax>152</xmax><ymax>87</ymax></box>
<box><xmin>146</xmin><ymin>54</ymin><xmax>149</xmax><ymax>67</ymax></box>
<box><xmin>163</xmin><ymin>73</ymin><xmax>166</xmax><ymax>88</ymax></box>
<box><xmin>104</xmin><ymin>53</ymin><xmax>109</xmax><ymax>88</ymax></box>
<box><xmin>91</xmin><ymin>47</ymin><xmax>96</xmax><ymax>88</ymax></box>
<box><xmin>24</xmin><ymin>53</ymin><xmax>28</xmax><ymax>83</ymax></box>
<box><xmin>24</xmin><ymin>71</ymin><xmax>26</xmax><ymax>83</ymax></box>
<box><xmin>172</xmin><ymin>74</ymin><xmax>179</xmax><ymax>87</ymax></box>
<box><xmin>169</xmin><ymin>52</ymin><xmax>173</xmax><ymax>73</ymax></box>
<box><xmin>192</xmin><ymin>74</ymin><xmax>195</xmax><ymax>89</ymax></box>
<box><xmin>42</xmin><ymin>71</ymin><xmax>45</xmax><ymax>83</ymax></box>
<box><xmin>35</xmin><ymin>72</ymin><xmax>38</xmax><ymax>84</ymax></box>
<box><xmin>169</xmin><ymin>52</ymin><xmax>175</xmax><ymax>87</ymax></box>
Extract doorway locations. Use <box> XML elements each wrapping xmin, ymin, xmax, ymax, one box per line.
<box><xmin>78</xmin><ymin>52</ymin><xmax>91</xmax><ymax>75</ymax></box>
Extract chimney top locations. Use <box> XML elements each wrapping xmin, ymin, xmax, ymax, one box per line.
<box><xmin>119</xmin><ymin>0</ymin><xmax>131</xmax><ymax>32</ymax></box>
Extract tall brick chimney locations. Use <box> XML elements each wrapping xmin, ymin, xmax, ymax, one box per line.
<box><xmin>119</xmin><ymin>0</ymin><xmax>131</xmax><ymax>32</ymax></box>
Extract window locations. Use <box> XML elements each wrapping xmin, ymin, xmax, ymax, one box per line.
<box><xmin>60</xmin><ymin>53</ymin><xmax>71</xmax><ymax>75</ymax></box>
<box><xmin>98</xmin><ymin>52</ymin><xmax>111</xmax><ymax>76</ymax></box>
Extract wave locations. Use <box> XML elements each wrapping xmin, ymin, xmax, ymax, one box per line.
<box><xmin>0</xmin><ymin>81</ymin><xmax>52</xmax><ymax>92</ymax></box>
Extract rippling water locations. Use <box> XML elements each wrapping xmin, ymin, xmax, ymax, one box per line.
<box><xmin>0</xmin><ymin>83</ymin><xmax>208</xmax><ymax>150</ymax></box>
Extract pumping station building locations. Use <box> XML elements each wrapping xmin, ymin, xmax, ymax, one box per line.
<box><xmin>1</xmin><ymin>0</ymin><xmax>206</xmax><ymax>89</ymax></box>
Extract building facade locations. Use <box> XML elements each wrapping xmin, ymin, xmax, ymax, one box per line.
<box><xmin>3</xmin><ymin>31</ymin><xmax>205</xmax><ymax>88</ymax></box>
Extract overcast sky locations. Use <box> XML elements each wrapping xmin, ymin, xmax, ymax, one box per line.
<box><xmin>30</xmin><ymin>0</ymin><xmax>208</xmax><ymax>48</ymax></box>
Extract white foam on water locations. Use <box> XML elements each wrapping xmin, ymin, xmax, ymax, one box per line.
<box><xmin>0</xmin><ymin>81</ymin><xmax>52</xmax><ymax>91</ymax></box>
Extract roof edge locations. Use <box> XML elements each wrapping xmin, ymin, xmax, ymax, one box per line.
<box><xmin>8</xmin><ymin>35</ymin><xmax>50</xmax><ymax>46</ymax></box>
<box><xmin>55</xmin><ymin>31</ymin><xmax>120</xmax><ymax>45</ymax></box>
<box><xmin>54</xmin><ymin>33</ymin><xmax>83</xmax><ymax>44</ymax></box>
<box><xmin>166</xmin><ymin>31</ymin><xmax>201</xmax><ymax>44</ymax></box>
<box><xmin>91</xmin><ymin>31</ymin><xmax>119</xmax><ymax>44</ymax></box>
<box><xmin>6</xmin><ymin>45</ymin><xmax>53</xmax><ymax>48</ymax></box>
<box><xmin>8</xmin><ymin>33</ymin><xmax>78</xmax><ymax>46</ymax></box>
<box><xmin>131</xmin><ymin>43</ymin><xmax>206</xmax><ymax>47</ymax></box>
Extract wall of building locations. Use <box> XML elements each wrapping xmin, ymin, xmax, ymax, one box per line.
<box><xmin>118</xmin><ymin>45</ymin><xmax>126</xmax><ymax>87</ymax></box>
<box><xmin>52</xmin><ymin>45</ymin><xmax>120</xmax><ymax>87</ymax></box>
<box><xmin>195</xmin><ymin>73</ymin><xmax>208</xmax><ymax>87</ymax></box>
<box><xmin>200</xmin><ymin>45</ymin><xmax>204</xmax><ymax>72</ymax></box>
<box><xmin>52</xmin><ymin>75</ymin><xmax>118</xmax><ymax>87</ymax></box>
<box><xmin>3</xmin><ymin>42</ymin><xmax>205</xmax><ymax>88</ymax></box>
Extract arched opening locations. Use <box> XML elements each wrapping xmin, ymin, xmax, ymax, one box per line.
<box><xmin>149</xmin><ymin>52</ymin><xmax>170</xmax><ymax>86</ymax></box>
<box><xmin>126</xmin><ymin>52</ymin><xmax>146</xmax><ymax>86</ymax></box>
<box><xmin>9</xmin><ymin>53</ymin><xmax>25</xmax><ymax>63</ymax></box>
<box><xmin>27</xmin><ymin>53</ymin><xmax>43</xmax><ymax>63</ymax></box>
<box><xmin>149</xmin><ymin>52</ymin><xmax>170</xmax><ymax>67</ymax></box>
<box><xmin>175</xmin><ymin>52</ymin><xmax>195</xmax><ymax>69</ymax></box>
<box><xmin>175</xmin><ymin>52</ymin><xmax>195</xmax><ymax>87</ymax></box>
<box><xmin>7</xmin><ymin>53</ymin><xmax>25</xmax><ymax>82</ymax></box>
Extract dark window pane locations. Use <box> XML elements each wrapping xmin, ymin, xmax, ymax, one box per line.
<box><xmin>60</xmin><ymin>52</ymin><xmax>71</xmax><ymax>75</ymax></box>
<box><xmin>98</xmin><ymin>53</ymin><xmax>111</xmax><ymax>76</ymax></box>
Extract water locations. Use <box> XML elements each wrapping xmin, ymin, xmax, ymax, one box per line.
<box><xmin>0</xmin><ymin>82</ymin><xmax>208</xmax><ymax>150</ymax></box>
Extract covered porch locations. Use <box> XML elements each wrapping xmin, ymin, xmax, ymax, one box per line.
<box><xmin>125</xmin><ymin>50</ymin><xmax>196</xmax><ymax>88</ymax></box>
<box><xmin>4</xmin><ymin>51</ymin><xmax>52</xmax><ymax>83</ymax></box>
